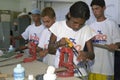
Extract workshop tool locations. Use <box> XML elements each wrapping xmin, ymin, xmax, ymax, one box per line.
<box><xmin>0</xmin><ymin>53</ymin><xmax>23</xmax><ymax>62</ymax></box>
<box><xmin>57</xmin><ymin>47</ymin><xmax>74</xmax><ymax>77</ymax></box>
<box><xmin>65</xmin><ymin>38</ymin><xmax>87</xmax><ymax>77</ymax></box>
<box><xmin>24</xmin><ymin>41</ymin><xmax>37</xmax><ymax>62</ymax></box>
<box><xmin>93</xmin><ymin>43</ymin><xmax>120</xmax><ymax>51</ymax></box>
<box><xmin>0</xmin><ymin>41</ymin><xmax>37</xmax><ymax>67</ymax></box>
<box><xmin>55</xmin><ymin>67</ymin><xmax>67</xmax><ymax>73</ymax></box>
<box><xmin>0</xmin><ymin>56</ymin><xmax>36</xmax><ymax>67</ymax></box>
<box><xmin>57</xmin><ymin>38</ymin><xmax>85</xmax><ymax>79</ymax></box>
<box><xmin>65</xmin><ymin>38</ymin><xmax>79</xmax><ymax>57</ymax></box>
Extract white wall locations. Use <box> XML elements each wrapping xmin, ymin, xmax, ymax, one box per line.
<box><xmin>50</xmin><ymin>2</ymin><xmax>72</xmax><ymax>21</ymax></box>
<box><xmin>43</xmin><ymin>0</ymin><xmax>119</xmax><ymax>24</ymax></box>
<box><xmin>104</xmin><ymin>0</ymin><xmax>119</xmax><ymax>24</ymax></box>
<box><xmin>118</xmin><ymin>1</ymin><xmax>120</xmax><ymax>24</ymax></box>
<box><xmin>0</xmin><ymin>0</ymin><xmax>119</xmax><ymax>24</ymax></box>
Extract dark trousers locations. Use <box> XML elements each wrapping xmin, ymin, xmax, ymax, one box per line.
<box><xmin>114</xmin><ymin>51</ymin><xmax>120</xmax><ymax>80</ymax></box>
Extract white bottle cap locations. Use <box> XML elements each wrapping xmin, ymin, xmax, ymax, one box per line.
<box><xmin>9</xmin><ymin>45</ymin><xmax>14</xmax><ymax>52</ymax></box>
<box><xmin>28</xmin><ymin>75</ymin><xmax>34</xmax><ymax>80</ymax></box>
<box><xmin>46</xmin><ymin>66</ymin><xmax>55</xmax><ymax>74</ymax></box>
<box><xmin>10</xmin><ymin>45</ymin><xmax>13</xmax><ymax>48</ymax></box>
<box><xmin>17</xmin><ymin>64</ymin><xmax>22</xmax><ymax>68</ymax></box>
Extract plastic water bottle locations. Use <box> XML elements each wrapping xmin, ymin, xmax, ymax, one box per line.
<box><xmin>13</xmin><ymin>64</ymin><xmax>25</xmax><ymax>80</ymax></box>
<box><xmin>8</xmin><ymin>45</ymin><xmax>14</xmax><ymax>52</ymax></box>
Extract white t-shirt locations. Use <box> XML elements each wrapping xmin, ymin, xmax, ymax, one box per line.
<box><xmin>21</xmin><ymin>23</ymin><xmax>45</xmax><ymax>45</ymax></box>
<box><xmin>38</xmin><ymin>28</ymin><xmax>55</xmax><ymax>66</ymax></box>
<box><xmin>49</xmin><ymin>20</ymin><xmax>96</xmax><ymax>68</ymax></box>
<box><xmin>90</xmin><ymin>18</ymin><xmax>120</xmax><ymax>75</ymax></box>
<box><xmin>38</xmin><ymin>28</ymin><xmax>51</xmax><ymax>49</ymax></box>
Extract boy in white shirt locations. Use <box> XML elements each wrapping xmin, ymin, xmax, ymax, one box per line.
<box><xmin>14</xmin><ymin>9</ymin><xmax>45</xmax><ymax>51</ymax></box>
<box><xmin>89</xmin><ymin>0</ymin><xmax>120</xmax><ymax>80</ymax></box>
<box><xmin>37</xmin><ymin>7</ymin><xmax>56</xmax><ymax>65</ymax></box>
<box><xmin>48</xmin><ymin>1</ymin><xmax>96</xmax><ymax>77</ymax></box>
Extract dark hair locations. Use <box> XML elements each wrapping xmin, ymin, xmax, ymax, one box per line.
<box><xmin>41</xmin><ymin>7</ymin><xmax>56</xmax><ymax>18</ymax></box>
<box><xmin>70</xmin><ymin>1</ymin><xmax>90</xmax><ymax>20</ymax></box>
<box><xmin>90</xmin><ymin>0</ymin><xmax>105</xmax><ymax>7</ymax></box>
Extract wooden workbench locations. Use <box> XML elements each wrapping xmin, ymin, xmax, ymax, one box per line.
<box><xmin>0</xmin><ymin>54</ymin><xmax>81</xmax><ymax>80</ymax></box>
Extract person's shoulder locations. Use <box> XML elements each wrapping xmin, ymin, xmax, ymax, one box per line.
<box><xmin>42</xmin><ymin>28</ymin><xmax>49</xmax><ymax>33</ymax></box>
<box><xmin>28</xmin><ymin>23</ymin><xmax>35</xmax><ymax>28</ymax></box>
<box><xmin>51</xmin><ymin>20</ymin><xmax>66</xmax><ymax>28</ymax></box>
<box><xmin>53</xmin><ymin>20</ymin><xmax>65</xmax><ymax>25</ymax></box>
<box><xmin>40</xmin><ymin>24</ymin><xmax>46</xmax><ymax>28</ymax></box>
<box><xmin>89</xmin><ymin>20</ymin><xmax>97</xmax><ymax>24</ymax></box>
<box><xmin>49</xmin><ymin>20</ymin><xmax>66</xmax><ymax>32</ymax></box>
<box><xmin>24</xmin><ymin>23</ymin><xmax>33</xmax><ymax>30</ymax></box>
<box><xmin>105</xmin><ymin>18</ymin><xmax>117</xmax><ymax>24</ymax></box>
<box><xmin>82</xmin><ymin>24</ymin><xmax>92</xmax><ymax>30</ymax></box>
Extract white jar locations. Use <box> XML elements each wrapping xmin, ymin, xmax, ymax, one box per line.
<box><xmin>43</xmin><ymin>66</ymin><xmax>56</xmax><ymax>80</ymax></box>
<box><xmin>13</xmin><ymin>64</ymin><xmax>25</xmax><ymax>80</ymax></box>
<box><xmin>28</xmin><ymin>75</ymin><xmax>34</xmax><ymax>80</ymax></box>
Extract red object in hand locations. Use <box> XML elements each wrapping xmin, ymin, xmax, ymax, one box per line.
<box><xmin>24</xmin><ymin>41</ymin><xmax>37</xmax><ymax>63</ymax></box>
<box><xmin>29</xmin><ymin>42</ymin><xmax>37</xmax><ymax>56</ymax></box>
<box><xmin>57</xmin><ymin>47</ymin><xmax>74</xmax><ymax>77</ymax></box>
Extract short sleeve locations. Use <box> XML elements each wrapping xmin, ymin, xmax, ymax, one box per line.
<box><xmin>21</xmin><ymin>26</ymin><xmax>30</xmax><ymax>40</ymax></box>
<box><xmin>49</xmin><ymin>22</ymin><xmax>59</xmax><ymax>36</ymax></box>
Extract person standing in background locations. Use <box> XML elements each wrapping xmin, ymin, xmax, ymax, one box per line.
<box><xmin>37</xmin><ymin>7</ymin><xmax>56</xmax><ymax>66</ymax></box>
<box><xmin>89</xmin><ymin>0</ymin><xmax>120</xmax><ymax>80</ymax></box>
<box><xmin>14</xmin><ymin>8</ymin><xmax>45</xmax><ymax>51</ymax></box>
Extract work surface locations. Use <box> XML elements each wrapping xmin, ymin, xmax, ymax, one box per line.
<box><xmin>0</xmin><ymin>54</ymin><xmax>81</xmax><ymax>80</ymax></box>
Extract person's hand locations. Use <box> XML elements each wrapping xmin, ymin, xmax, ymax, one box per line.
<box><xmin>38</xmin><ymin>49</ymin><xmax>48</xmax><ymax>57</ymax></box>
<box><xmin>57</xmin><ymin>38</ymin><xmax>67</xmax><ymax>47</ymax></box>
<box><xmin>105</xmin><ymin>43</ymin><xmax>118</xmax><ymax>51</ymax></box>
<box><xmin>10</xmin><ymin>36</ymin><xmax>16</xmax><ymax>46</ymax></box>
<box><xmin>27</xmin><ymin>42</ymin><xmax>32</xmax><ymax>49</ymax></box>
<box><xmin>77</xmin><ymin>51</ymin><xmax>89</xmax><ymax>62</ymax></box>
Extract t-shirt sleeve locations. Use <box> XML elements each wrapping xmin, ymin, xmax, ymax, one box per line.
<box><xmin>49</xmin><ymin>22</ymin><xmax>58</xmax><ymax>36</ymax></box>
<box><xmin>85</xmin><ymin>25</ymin><xmax>97</xmax><ymax>42</ymax></box>
<box><xmin>21</xmin><ymin>26</ymin><xmax>30</xmax><ymax>40</ymax></box>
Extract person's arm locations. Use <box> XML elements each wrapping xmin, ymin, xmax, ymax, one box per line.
<box><xmin>85</xmin><ymin>39</ymin><xmax>95</xmax><ymax>60</ymax></box>
<box><xmin>104</xmin><ymin>42</ymin><xmax>120</xmax><ymax>51</ymax></box>
<box><xmin>48</xmin><ymin>33</ymin><xmax>57</xmax><ymax>54</ymax></box>
<box><xmin>37</xmin><ymin>47</ymin><xmax>48</xmax><ymax>57</ymax></box>
<box><xmin>15</xmin><ymin>46</ymin><xmax>28</xmax><ymax>52</ymax></box>
<box><xmin>48</xmin><ymin>33</ymin><xmax>68</xmax><ymax>54</ymax></box>
<box><xmin>14</xmin><ymin>35</ymin><xmax>23</xmax><ymax>40</ymax></box>
<box><xmin>77</xmin><ymin>39</ymin><xmax>95</xmax><ymax>61</ymax></box>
